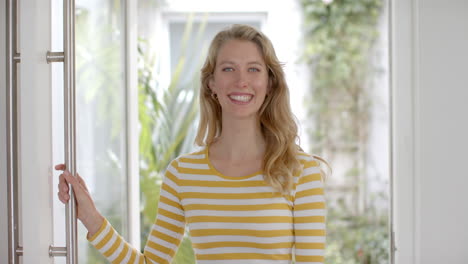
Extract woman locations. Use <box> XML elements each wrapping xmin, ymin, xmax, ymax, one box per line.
<box><xmin>57</xmin><ymin>24</ymin><xmax>327</xmax><ymax>264</ymax></box>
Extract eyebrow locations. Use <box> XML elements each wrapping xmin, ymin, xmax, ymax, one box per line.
<box><xmin>218</xmin><ymin>60</ymin><xmax>265</xmax><ymax>66</ymax></box>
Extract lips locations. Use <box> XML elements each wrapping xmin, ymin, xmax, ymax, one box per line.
<box><xmin>228</xmin><ymin>94</ymin><xmax>253</xmax><ymax>103</ymax></box>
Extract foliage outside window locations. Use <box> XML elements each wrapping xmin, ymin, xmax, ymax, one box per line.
<box><xmin>300</xmin><ymin>0</ymin><xmax>388</xmax><ymax>263</ymax></box>
<box><xmin>138</xmin><ymin>19</ymin><xmax>204</xmax><ymax>263</ymax></box>
<box><xmin>75</xmin><ymin>1</ymin><xmax>128</xmax><ymax>263</ymax></box>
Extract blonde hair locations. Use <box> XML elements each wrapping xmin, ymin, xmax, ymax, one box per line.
<box><xmin>195</xmin><ymin>24</ymin><xmax>302</xmax><ymax>193</ymax></box>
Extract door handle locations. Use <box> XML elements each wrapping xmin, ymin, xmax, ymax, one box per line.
<box><xmin>6</xmin><ymin>0</ymin><xmax>21</xmax><ymax>263</ymax></box>
<box><xmin>47</xmin><ymin>0</ymin><xmax>78</xmax><ymax>263</ymax></box>
<box><xmin>7</xmin><ymin>0</ymin><xmax>78</xmax><ymax>263</ymax></box>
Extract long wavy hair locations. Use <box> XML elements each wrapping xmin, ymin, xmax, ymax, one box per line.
<box><xmin>195</xmin><ymin>24</ymin><xmax>302</xmax><ymax>193</ymax></box>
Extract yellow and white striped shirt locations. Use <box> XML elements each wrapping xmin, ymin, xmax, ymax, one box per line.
<box><xmin>88</xmin><ymin>147</ymin><xmax>326</xmax><ymax>264</ymax></box>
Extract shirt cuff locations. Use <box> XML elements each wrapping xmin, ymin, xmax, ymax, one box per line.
<box><xmin>87</xmin><ymin>217</ymin><xmax>109</xmax><ymax>243</ymax></box>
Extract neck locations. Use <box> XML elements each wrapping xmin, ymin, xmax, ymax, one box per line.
<box><xmin>210</xmin><ymin>116</ymin><xmax>266</xmax><ymax>161</ymax></box>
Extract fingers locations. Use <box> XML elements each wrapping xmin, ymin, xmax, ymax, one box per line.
<box><xmin>57</xmin><ymin>190</ymin><xmax>69</xmax><ymax>204</ymax></box>
<box><xmin>58</xmin><ymin>173</ymin><xmax>68</xmax><ymax>191</ymax></box>
<box><xmin>62</xmin><ymin>170</ymin><xmax>86</xmax><ymax>196</ymax></box>
<box><xmin>57</xmin><ymin>171</ymin><xmax>81</xmax><ymax>203</ymax></box>
<box><xmin>57</xmin><ymin>173</ymin><xmax>69</xmax><ymax>203</ymax></box>
<box><xmin>56</xmin><ymin>167</ymin><xmax>86</xmax><ymax>204</ymax></box>
<box><xmin>55</xmin><ymin>163</ymin><xmax>66</xmax><ymax>171</ymax></box>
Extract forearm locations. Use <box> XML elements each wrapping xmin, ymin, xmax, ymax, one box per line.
<box><xmin>83</xmin><ymin>210</ymin><xmax>105</xmax><ymax>239</ymax></box>
<box><xmin>88</xmin><ymin>216</ymin><xmax>185</xmax><ymax>264</ymax></box>
<box><xmin>88</xmin><ymin>165</ymin><xmax>186</xmax><ymax>264</ymax></box>
<box><xmin>88</xmin><ymin>218</ymin><xmax>145</xmax><ymax>263</ymax></box>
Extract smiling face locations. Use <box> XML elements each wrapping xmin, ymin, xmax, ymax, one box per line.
<box><xmin>209</xmin><ymin>39</ymin><xmax>270</xmax><ymax>120</ymax></box>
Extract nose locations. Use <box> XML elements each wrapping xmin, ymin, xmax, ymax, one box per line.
<box><xmin>236</xmin><ymin>71</ymin><xmax>248</xmax><ymax>88</ymax></box>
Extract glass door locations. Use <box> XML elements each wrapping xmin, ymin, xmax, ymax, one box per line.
<box><xmin>5</xmin><ymin>0</ymin><xmax>136</xmax><ymax>263</ymax></box>
<box><xmin>51</xmin><ymin>0</ymin><xmax>133</xmax><ymax>263</ymax></box>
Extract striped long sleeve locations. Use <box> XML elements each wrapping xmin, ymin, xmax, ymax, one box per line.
<box><xmin>293</xmin><ymin>155</ymin><xmax>327</xmax><ymax>263</ymax></box>
<box><xmin>88</xmin><ymin>148</ymin><xmax>326</xmax><ymax>264</ymax></box>
<box><xmin>88</xmin><ymin>160</ymin><xmax>186</xmax><ymax>264</ymax></box>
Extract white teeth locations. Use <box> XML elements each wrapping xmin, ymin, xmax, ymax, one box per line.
<box><xmin>229</xmin><ymin>95</ymin><xmax>253</xmax><ymax>102</ymax></box>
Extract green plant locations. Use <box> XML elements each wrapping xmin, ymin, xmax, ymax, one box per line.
<box><xmin>76</xmin><ymin>2</ymin><xmax>128</xmax><ymax>263</ymax></box>
<box><xmin>326</xmin><ymin>192</ymin><xmax>389</xmax><ymax>264</ymax></box>
<box><xmin>301</xmin><ymin>0</ymin><xmax>383</xmax><ymax>157</ymax></box>
<box><xmin>138</xmin><ymin>17</ymin><xmax>208</xmax><ymax>263</ymax></box>
<box><xmin>301</xmin><ymin>0</ymin><xmax>388</xmax><ymax>263</ymax></box>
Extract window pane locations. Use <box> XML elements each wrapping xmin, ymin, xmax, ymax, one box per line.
<box><xmin>76</xmin><ymin>0</ymin><xmax>128</xmax><ymax>263</ymax></box>
<box><xmin>300</xmin><ymin>0</ymin><xmax>390</xmax><ymax>263</ymax></box>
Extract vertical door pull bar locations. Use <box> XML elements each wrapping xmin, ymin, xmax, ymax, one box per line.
<box><xmin>46</xmin><ymin>0</ymin><xmax>78</xmax><ymax>263</ymax></box>
<box><xmin>7</xmin><ymin>0</ymin><xmax>21</xmax><ymax>263</ymax></box>
<box><xmin>64</xmin><ymin>0</ymin><xmax>78</xmax><ymax>263</ymax></box>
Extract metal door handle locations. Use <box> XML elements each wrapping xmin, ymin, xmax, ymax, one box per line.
<box><xmin>7</xmin><ymin>1</ymin><xmax>77</xmax><ymax>263</ymax></box>
<box><xmin>46</xmin><ymin>0</ymin><xmax>78</xmax><ymax>263</ymax></box>
<box><xmin>49</xmin><ymin>246</ymin><xmax>68</xmax><ymax>257</ymax></box>
<box><xmin>7</xmin><ymin>0</ymin><xmax>21</xmax><ymax>263</ymax></box>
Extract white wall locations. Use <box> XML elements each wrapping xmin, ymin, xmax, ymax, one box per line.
<box><xmin>393</xmin><ymin>0</ymin><xmax>468</xmax><ymax>263</ymax></box>
<box><xmin>416</xmin><ymin>0</ymin><xmax>468</xmax><ymax>262</ymax></box>
<box><xmin>1</xmin><ymin>0</ymin><xmax>9</xmax><ymax>263</ymax></box>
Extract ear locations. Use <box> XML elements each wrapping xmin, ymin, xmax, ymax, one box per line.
<box><xmin>208</xmin><ymin>76</ymin><xmax>215</xmax><ymax>92</ymax></box>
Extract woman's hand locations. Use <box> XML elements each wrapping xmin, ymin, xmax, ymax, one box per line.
<box><xmin>55</xmin><ymin>164</ymin><xmax>104</xmax><ymax>237</ymax></box>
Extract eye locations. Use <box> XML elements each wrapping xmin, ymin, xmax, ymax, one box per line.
<box><xmin>248</xmin><ymin>68</ymin><xmax>260</xmax><ymax>72</ymax></box>
<box><xmin>222</xmin><ymin>67</ymin><xmax>234</xmax><ymax>72</ymax></box>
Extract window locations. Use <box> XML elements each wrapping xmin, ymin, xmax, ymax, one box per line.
<box><xmin>52</xmin><ymin>0</ymin><xmax>131</xmax><ymax>263</ymax></box>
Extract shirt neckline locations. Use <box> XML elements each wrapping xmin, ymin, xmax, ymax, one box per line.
<box><xmin>204</xmin><ymin>146</ymin><xmax>263</xmax><ymax>180</ymax></box>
